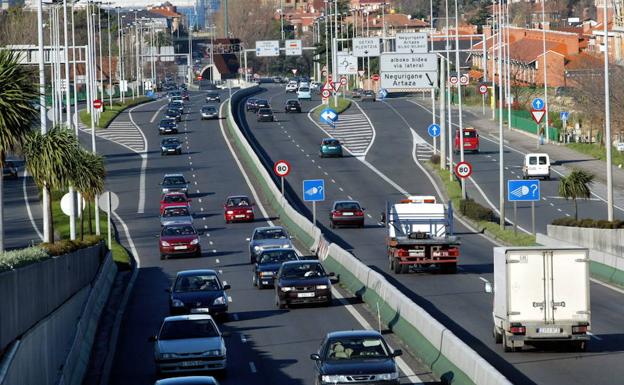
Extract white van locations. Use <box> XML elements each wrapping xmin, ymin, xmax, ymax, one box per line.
<box><xmin>522</xmin><ymin>153</ymin><xmax>550</xmax><ymax>179</ymax></box>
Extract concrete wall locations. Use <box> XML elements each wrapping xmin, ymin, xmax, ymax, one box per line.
<box><xmin>0</xmin><ymin>244</ymin><xmax>103</xmax><ymax>354</ymax></box>
<box><xmin>547</xmin><ymin>225</ymin><xmax>624</xmax><ymax>258</ymax></box>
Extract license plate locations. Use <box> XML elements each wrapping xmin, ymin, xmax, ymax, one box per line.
<box><xmin>298</xmin><ymin>292</ymin><xmax>315</xmax><ymax>298</ymax></box>
<box><xmin>235</xmin><ymin>214</ymin><xmax>246</xmax><ymax>218</ymax></box>
<box><xmin>327</xmin><ymin>146</ymin><xmax>336</xmax><ymax>150</ymax></box>
<box><xmin>342</xmin><ymin>212</ymin><xmax>354</xmax><ymax>216</ymax></box>
<box><xmin>174</xmin><ymin>245</ymin><xmax>187</xmax><ymax>250</ymax></box>
<box><xmin>190</xmin><ymin>308</ymin><xmax>210</xmax><ymax>314</ymax></box>
<box><xmin>464</xmin><ymin>143</ymin><xmax>471</xmax><ymax>147</ymax></box>
<box><xmin>180</xmin><ymin>361</ymin><xmax>204</xmax><ymax>367</ymax></box>
<box><xmin>168</xmin><ymin>149</ymin><xmax>176</xmax><ymax>152</ymax></box>
<box><xmin>538</xmin><ymin>327</ymin><xmax>561</xmax><ymax>334</ymax></box>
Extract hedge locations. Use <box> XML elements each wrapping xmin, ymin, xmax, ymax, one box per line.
<box><xmin>552</xmin><ymin>217</ymin><xmax>624</xmax><ymax>229</ymax></box>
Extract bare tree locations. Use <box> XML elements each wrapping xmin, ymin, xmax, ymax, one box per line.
<box><xmin>213</xmin><ymin>0</ymin><xmax>279</xmax><ymax>45</ymax></box>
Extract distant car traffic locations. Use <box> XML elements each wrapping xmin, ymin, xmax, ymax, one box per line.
<box><xmin>160</xmin><ymin>192</ymin><xmax>191</xmax><ymax>215</ymax></box>
<box><xmin>253</xmin><ymin>248</ymin><xmax>299</xmax><ymax>288</ymax></box>
<box><xmin>159</xmin><ymin>224</ymin><xmax>201</xmax><ymax>260</ymax></box>
<box><xmin>256</xmin><ymin>108</ymin><xmax>275</xmax><ymax>122</ymax></box>
<box><xmin>247</xmin><ymin>226</ymin><xmax>294</xmax><ymax>263</ymax></box>
<box><xmin>205</xmin><ymin>91</ymin><xmax>221</xmax><ymax>103</ymax></box>
<box><xmin>275</xmin><ymin>260</ymin><xmax>334</xmax><ymax>308</ymax></box>
<box><xmin>3</xmin><ymin>161</ymin><xmax>18</xmax><ymax>179</ymax></box>
<box><xmin>161</xmin><ymin>138</ymin><xmax>182</xmax><ymax>155</ymax></box>
<box><xmin>245</xmin><ymin>98</ymin><xmax>258</xmax><ymax>112</ymax></box>
<box><xmin>297</xmin><ymin>86</ymin><xmax>312</xmax><ymax>100</ymax></box>
<box><xmin>154</xmin><ymin>376</ymin><xmax>221</xmax><ymax>385</ymax></box>
<box><xmin>361</xmin><ymin>90</ymin><xmax>376</xmax><ymax>102</ymax></box>
<box><xmin>223</xmin><ymin>195</ymin><xmax>254</xmax><ymax>223</ymax></box>
<box><xmin>330</xmin><ymin>200</ymin><xmax>365</xmax><ymax>228</ymax></box>
<box><xmin>284</xmin><ymin>99</ymin><xmax>302</xmax><ymax>113</ymax></box>
<box><xmin>310</xmin><ymin>330</ymin><xmax>402</xmax><ymax>385</ymax></box>
<box><xmin>454</xmin><ymin>127</ymin><xmax>479</xmax><ymax>153</ymax></box>
<box><xmin>159</xmin><ymin>119</ymin><xmax>178</xmax><ymax>135</ymax></box>
<box><xmin>181</xmin><ymin>90</ymin><xmax>190</xmax><ymax>101</ymax></box>
<box><xmin>161</xmin><ymin>174</ymin><xmax>189</xmax><ymax>194</ymax></box>
<box><xmin>168</xmin><ymin>270</ymin><xmax>230</xmax><ymax>317</ymax></box>
<box><xmin>151</xmin><ymin>314</ymin><xmax>226</xmax><ymax>375</ymax></box>
<box><xmin>200</xmin><ymin>105</ymin><xmax>219</xmax><ymax>120</ymax></box>
<box><xmin>351</xmin><ymin>88</ymin><xmax>363</xmax><ymax>99</ymax></box>
<box><xmin>169</xmin><ymin>101</ymin><xmax>184</xmax><ymax>113</ymax></box>
<box><xmin>160</xmin><ymin>206</ymin><xmax>193</xmax><ymax>227</ymax></box>
<box><xmin>319</xmin><ymin>138</ymin><xmax>343</xmax><ymax>158</ymax></box>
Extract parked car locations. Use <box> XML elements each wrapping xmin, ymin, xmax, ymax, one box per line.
<box><xmin>160</xmin><ymin>192</ymin><xmax>191</xmax><ymax>215</ymax></box>
<box><xmin>319</xmin><ymin>138</ymin><xmax>343</xmax><ymax>158</ymax></box>
<box><xmin>159</xmin><ymin>224</ymin><xmax>201</xmax><ymax>260</ymax></box>
<box><xmin>161</xmin><ymin>174</ymin><xmax>189</xmax><ymax>194</ymax></box>
<box><xmin>159</xmin><ymin>119</ymin><xmax>178</xmax><ymax>135</ymax></box>
<box><xmin>297</xmin><ymin>86</ymin><xmax>312</xmax><ymax>100</ymax></box>
<box><xmin>245</xmin><ymin>98</ymin><xmax>258</xmax><ymax>112</ymax></box>
<box><xmin>361</xmin><ymin>90</ymin><xmax>376</xmax><ymax>102</ymax></box>
<box><xmin>253</xmin><ymin>249</ymin><xmax>299</xmax><ymax>289</ymax></box>
<box><xmin>151</xmin><ymin>315</ymin><xmax>226</xmax><ymax>375</ymax></box>
<box><xmin>205</xmin><ymin>91</ymin><xmax>221</xmax><ymax>103</ymax></box>
<box><xmin>310</xmin><ymin>330</ymin><xmax>402</xmax><ymax>385</ymax></box>
<box><xmin>161</xmin><ymin>138</ymin><xmax>182</xmax><ymax>156</ymax></box>
<box><xmin>167</xmin><ymin>270</ymin><xmax>230</xmax><ymax>317</ymax></box>
<box><xmin>165</xmin><ymin>109</ymin><xmax>182</xmax><ymax>122</ymax></box>
<box><xmin>3</xmin><ymin>161</ymin><xmax>18</xmax><ymax>179</ymax></box>
<box><xmin>523</xmin><ymin>153</ymin><xmax>551</xmax><ymax>180</ymax></box>
<box><xmin>275</xmin><ymin>260</ymin><xmax>334</xmax><ymax>308</ymax></box>
<box><xmin>247</xmin><ymin>226</ymin><xmax>294</xmax><ymax>263</ymax></box>
<box><xmin>454</xmin><ymin>127</ymin><xmax>479</xmax><ymax>153</ymax></box>
<box><xmin>285</xmin><ymin>81</ymin><xmax>298</xmax><ymax>92</ymax></box>
<box><xmin>160</xmin><ymin>205</ymin><xmax>193</xmax><ymax>227</ymax></box>
<box><xmin>223</xmin><ymin>195</ymin><xmax>254</xmax><ymax>223</ymax></box>
<box><xmin>154</xmin><ymin>376</ymin><xmax>221</xmax><ymax>385</ymax></box>
<box><xmin>284</xmin><ymin>99</ymin><xmax>302</xmax><ymax>113</ymax></box>
<box><xmin>201</xmin><ymin>105</ymin><xmax>219</xmax><ymax>120</ymax></box>
<box><xmin>256</xmin><ymin>108</ymin><xmax>275</xmax><ymax>122</ymax></box>
<box><xmin>329</xmin><ymin>200</ymin><xmax>365</xmax><ymax>228</ymax></box>
<box><xmin>351</xmin><ymin>88</ymin><xmax>363</xmax><ymax>99</ymax></box>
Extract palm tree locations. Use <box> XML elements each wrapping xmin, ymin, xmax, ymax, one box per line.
<box><xmin>0</xmin><ymin>50</ymin><xmax>38</xmax><ymax>250</ymax></box>
<box><xmin>71</xmin><ymin>150</ymin><xmax>105</xmax><ymax>240</ymax></box>
<box><xmin>558</xmin><ymin>169</ymin><xmax>595</xmax><ymax>220</ymax></box>
<box><xmin>23</xmin><ymin>127</ymin><xmax>81</xmax><ymax>243</ymax></box>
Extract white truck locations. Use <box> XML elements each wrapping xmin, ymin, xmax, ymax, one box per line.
<box><xmin>490</xmin><ymin>247</ymin><xmax>591</xmax><ymax>352</ymax></box>
<box><xmin>385</xmin><ymin>196</ymin><xmax>460</xmax><ymax>274</ymax></box>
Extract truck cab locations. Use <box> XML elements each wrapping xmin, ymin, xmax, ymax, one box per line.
<box><xmin>454</xmin><ymin>127</ymin><xmax>479</xmax><ymax>153</ymax></box>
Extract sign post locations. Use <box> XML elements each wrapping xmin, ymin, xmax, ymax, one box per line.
<box><xmin>303</xmin><ymin>179</ymin><xmax>325</xmax><ymax>226</ymax></box>
<box><xmin>274</xmin><ymin>160</ymin><xmax>291</xmax><ymax>196</ymax></box>
<box><xmin>507</xmin><ymin>180</ymin><xmax>540</xmax><ymax>235</ymax></box>
<box><xmin>478</xmin><ymin>84</ymin><xmax>488</xmax><ymax>116</ymax></box>
<box><xmin>531</xmin><ymin>97</ymin><xmax>546</xmax><ymax>148</ymax></box>
<box><xmin>428</xmin><ymin>123</ymin><xmax>441</xmax><ymax>155</ymax></box>
<box><xmin>97</xmin><ymin>191</ymin><xmax>120</xmax><ymax>249</ymax></box>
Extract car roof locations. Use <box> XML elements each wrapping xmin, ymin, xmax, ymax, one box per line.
<box><xmin>155</xmin><ymin>376</ymin><xmax>219</xmax><ymax>385</ymax></box>
<box><xmin>526</xmin><ymin>153</ymin><xmax>549</xmax><ymax>157</ymax></box>
<box><xmin>326</xmin><ymin>330</ymin><xmax>383</xmax><ymax>339</ymax></box>
<box><xmin>323</xmin><ymin>138</ymin><xmax>339</xmax><ymax>142</ymax></box>
<box><xmin>163</xmin><ymin>314</ymin><xmax>215</xmax><ymax>322</ymax></box>
<box><xmin>176</xmin><ymin>269</ymin><xmax>218</xmax><ymax>277</ymax></box>
<box><xmin>227</xmin><ymin>194</ymin><xmax>249</xmax><ymax>199</ymax></box>
<box><xmin>254</xmin><ymin>226</ymin><xmax>285</xmax><ymax>232</ymax></box>
<box><xmin>164</xmin><ymin>173</ymin><xmax>184</xmax><ymax>178</ymax></box>
<box><xmin>333</xmin><ymin>200</ymin><xmax>360</xmax><ymax>205</ymax></box>
<box><xmin>162</xmin><ymin>192</ymin><xmax>186</xmax><ymax>196</ymax></box>
<box><xmin>286</xmin><ymin>99</ymin><xmax>299</xmax><ymax>103</ymax></box>
<box><xmin>281</xmin><ymin>259</ymin><xmax>321</xmax><ymax>267</ymax></box>
<box><xmin>163</xmin><ymin>205</ymin><xmax>189</xmax><ymax>210</ymax></box>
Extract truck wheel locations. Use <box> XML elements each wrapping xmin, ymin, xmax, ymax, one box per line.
<box><xmin>400</xmin><ymin>264</ymin><xmax>410</xmax><ymax>274</ymax></box>
<box><xmin>493</xmin><ymin>326</ymin><xmax>502</xmax><ymax>344</ymax></box>
<box><xmin>393</xmin><ymin>259</ymin><xmax>402</xmax><ymax>274</ymax></box>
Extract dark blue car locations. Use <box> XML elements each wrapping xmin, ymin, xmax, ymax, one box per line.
<box><xmin>253</xmin><ymin>249</ymin><xmax>299</xmax><ymax>289</ymax></box>
<box><xmin>168</xmin><ymin>270</ymin><xmax>230</xmax><ymax>320</ymax></box>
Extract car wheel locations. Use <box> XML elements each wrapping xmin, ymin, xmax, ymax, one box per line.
<box><xmin>392</xmin><ymin>258</ymin><xmax>402</xmax><ymax>274</ymax></box>
<box><xmin>195</xmin><ymin>249</ymin><xmax>202</xmax><ymax>258</ymax></box>
<box><xmin>160</xmin><ymin>254</ymin><xmax>167</xmax><ymax>260</ymax></box>
<box><xmin>329</xmin><ymin>221</ymin><xmax>335</xmax><ymax>229</ymax></box>
<box><xmin>252</xmin><ymin>273</ymin><xmax>258</xmax><ymax>287</ymax></box>
<box><xmin>276</xmin><ymin>293</ymin><xmax>287</xmax><ymax>309</ymax></box>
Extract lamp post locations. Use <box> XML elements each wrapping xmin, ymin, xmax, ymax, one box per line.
<box><xmin>497</xmin><ymin>0</ymin><xmax>505</xmax><ymax>229</ymax></box>
<box><xmin>540</xmin><ymin>0</ymin><xmax>549</xmax><ymax>143</ymax></box>
<box><xmin>603</xmin><ymin>0</ymin><xmax>614</xmax><ymax>220</ymax></box>
<box><xmin>107</xmin><ymin>4</ymin><xmax>112</xmax><ymax>107</ymax></box>
<box><xmin>37</xmin><ymin>0</ymin><xmax>50</xmax><ymax>243</ymax></box>
<box><xmin>453</xmin><ymin>0</ymin><xmax>466</xmax><ymax>199</ymax></box>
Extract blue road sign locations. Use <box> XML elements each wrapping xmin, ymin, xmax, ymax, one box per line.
<box><xmin>560</xmin><ymin>111</ymin><xmax>569</xmax><ymax>121</ymax></box>
<box><xmin>303</xmin><ymin>179</ymin><xmax>325</xmax><ymax>202</ymax></box>
<box><xmin>320</xmin><ymin>108</ymin><xmax>338</xmax><ymax>127</ymax></box>
<box><xmin>507</xmin><ymin>180</ymin><xmax>540</xmax><ymax>202</ymax></box>
<box><xmin>532</xmin><ymin>97</ymin><xmax>545</xmax><ymax>110</ymax></box>
<box><xmin>379</xmin><ymin>88</ymin><xmax>388</xmax><ymax>99</ymax></box>
<box><xmin>146</xmin><ymin>90</ymin><xmax>156</xmax><ymax>98</ymax></box>
<box><xmin>428</xmin><ymin>123</ymin><xmax>441</xmax><ymax>138</ymax></box>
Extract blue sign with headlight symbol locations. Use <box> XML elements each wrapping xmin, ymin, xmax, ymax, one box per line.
<box><xmin>303</xmin><ymin>179</ymin><xmax>325</xmax><ymax>202</ymax></box>
<box><xmin>508</xmin><ymin>180</ymin><xmax>540</xmax><ymax>202</ymax></box>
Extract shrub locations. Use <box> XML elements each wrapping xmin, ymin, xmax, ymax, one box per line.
<box><xmin>0</xmin><ymin>247</ymin><xmax>50</xmax><ymax>272</ymax></box>
<box><xmin>41</xmin><ymin>236</ymin><xmax>104</xmax><ymax>256</ymax></box>
<box><xmin>430</xmin><ymin>154</ymin><xmax>441</xmax><ymax>165</ymax></box>
<box><xmin>551</xmin><ymin>217</ymin><xmax>624</xmax><ymax>229</ymax></box>
<box><xmin>460</xmin><ymin>199</ymin><xmax>494</xmax><ymax>222</ymax></box>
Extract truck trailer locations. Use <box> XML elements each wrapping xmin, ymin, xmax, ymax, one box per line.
<box><xmin>491</xmin><ymin>247</ymin><xmax>591</xmax><ymax>352</ymax></box>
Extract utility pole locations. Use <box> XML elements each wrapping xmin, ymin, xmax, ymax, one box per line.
<box><xmin>497</xmin><ymin>0</ymin><xmax>505</xmax><ymax>229</ymax></box>
<box><xmin>280</xmin><ymin>0</ymin><xmax>285</xmax><ymax>40</ymax></box>
<box><xmin>71</xmin><ymin>1</ymin><xmax>78</xmax><ymax>133</ymax></box>
<box><xmin>37</xmin><ymin>0</ymin><xmax>50</xmax><ymax>244</ymax></box>
<box><xmin>107</xmin><ymin>5</ymin><xmax>112</xmax><ymax>107</ymax></box>
<box><xmin>604</xmin><ymin>1</ymin><xmax>614</xmax><ymax>220</ymax></box>
<box><xmin>540</xmin><ymin>0</ymin><xmax>549</xmax><ymax>143</ymax></box>
<box><xmin>98</xmin><ymin>4</ymin><xmax>104</xmax><ymax>102</ymax></box>
<box><xmin>440</xmin><ymin>57</ymin><xmax>446</xmax><ymax>169</ymax></box>
<box><xmin>454</xmin><ymin>0</ymin><xmax>466</xmax><ymax>199</ymax></box>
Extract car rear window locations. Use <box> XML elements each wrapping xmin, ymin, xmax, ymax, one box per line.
<box><xmin>163</xmin><ymin>195</ymin><xmax>186</xmax><ymax>203</ymax></box>
<box><xmin>160</xmin><ymin>319</ymin><xmax>219</xmax><ymax>340</ymax></box>
<box><xmin>539</xmin><ymin>156</ymin><xmax>548</xmax><ymax>165</ymax></box>
<box><xmin>325</xmin><ymin>337</ymin><xmax>390</xmax><ymax>360</ymax></box>
<box><xmin>259</xmin><ymin>250</ymin><xmax>298</xmax><ymax>264</ymax></box>
<box><xmin>227</xmin><ymin>197</ymin><xmax>250</xmax><ymax>206</ymax></box>
<box><xmin>299</xmin><ymin>87</ymin><xmax>310</xmax><ymax>92</ymax></box>
<box><xmin>162</xmin><ymin>225</ymin><xmax>196</xmax><ymax>236</ymax></box>
<box><xmin>163</xmin><ymin>207</ymin><xmax>189</xmax><ymax>217</ymax></box>
<box><xmin>323</xmin><ymin>139</ymin><xmax>340</xmax><ymax>146</ymax></box>
<box><xmin>463</xmin><ymin>130</ymin><xmax>477</xmax><ymax>138</ymax></box>
<box><xmin>335</xmin><ymin>202</ymin><xmax>361</xmax><ymax>211</ymax></box>
<box><xmin>258</xmin><ymin>108</ymin><xmax>272</xmax><ymax>114</ymax></box>
<box><xmin>255</xmin><ymin>229</ymin><xmax>287</xmax><ymax>240</ymax></box>
<box><xmin>529</xmin><ymin>157</ymin><xmax>537</xmax><ymax>165</ymax></box>
<box><xmin>174</xmin><ymin>274</ymin><xmax>220</xmax><ymax>292</ymax></box>
<box><xmin>164</xmin><ymin>176</ymin><xmax>186</xmax><ymax>185</ymax></box>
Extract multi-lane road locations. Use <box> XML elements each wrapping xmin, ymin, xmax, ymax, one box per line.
<box><xmin>97</xmin><ymin>90</ymin><xmax>436</xmax><ymax>385</ymax></box>
<box><xmin>230</xmin><ymin>84</ymin><xmax>624</xmax><ymax>385</ymax></box>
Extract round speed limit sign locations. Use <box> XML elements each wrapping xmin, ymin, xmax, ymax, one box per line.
<box><xmin>454</xmin><ymin>161</ymin><xmax>473</xmax><ymax>179</ymax></box>
<box><xmin>478</xmin><ymin>84</ymin><xmax>488</xmax><ymax>95</ymax></box>
<box><xmin>274</xmin><ymin>160</ymin><xmax>291</xmax><ymax>177</ymax></box>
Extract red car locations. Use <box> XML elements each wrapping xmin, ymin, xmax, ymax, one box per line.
<box><xmin>159</xmin><ymin>224</ymin><xmax>201</xmax><ymax>260</ymax></box>
<box><xmin>329</xmin><ymin>200</ymin><xmax>365</xmax><ymax>228</ymax></box>
<box><xmin>454</xmin><ymin>127</ymin><xmax>479</xmax><ymax>153</ymax></box>
<box><xmin>224</xmin><ymin>195</ymin><xmax>255</xmax><ymax>223</ymax></box>
<box><xmin>160</xmin><ymin>192</ymin><xmax>191</xmax><ymax>215</ymax></box>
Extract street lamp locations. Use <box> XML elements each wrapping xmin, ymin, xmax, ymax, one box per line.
<box><xmin>603</xmin><ymin>0</ymin><xmax>614</xmax><ymax>220</ymax></box>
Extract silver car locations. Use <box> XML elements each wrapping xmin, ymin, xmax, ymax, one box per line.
<box><xmin>201</xmin><ymin>105</ymin><xmax>219</xmax><ymax>120</ymax></box>
<box><xmin>151</xmin><ymin>314</ymin><xmax>226</xmax><ymax>375</ymax></box>
<box><xmin>160</xmin><ymin>205</ymin><xmax>193</xmax><ymax>227</ymax></box>
<box><xmin>246</xmin><ymin>226</ymin><xmax>293</xmax><ymax>263</ymax></box>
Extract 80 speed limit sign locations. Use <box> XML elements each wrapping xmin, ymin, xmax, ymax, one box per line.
<box><xmin>454</xmin><ymin>161</ymin><xmax>473</xmax><ymax>178</ymax></box>
<box><xmin>274</xmin><ymin>160</ymin><xmax>291</xmax><ymax>177</ymax></box>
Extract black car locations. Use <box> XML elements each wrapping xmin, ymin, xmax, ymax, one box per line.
<box><xmin>165</xmin><ymin>109</ymin><xmax>182</xmax><ymax>122</ymax></box>
<box><xmin>245</xmin><ymin>98</ymin><xmax>258</xmax><ymax>112</ymax></box>
<box><xmin>168</xmin><ymin>269</ymin><xmax>231</xmax><ymax>319</ymax></box>
<box><xmin>253</xmin><ymin>249</ymin><xmax>299</xmax><ymax>289</ymax></box>
<box><xmin>275</xmin><ymin>260</ymin><xmax>334</xmax><ymax>308</ymax></box>
<box><xmin>159</xmin><ymin>119</ymin><xmax>178</xmax><ymax>135</ymax></box>
<box><xmin>256</xmin><ymin>108</ymin><xmax>274</xmax><ymax>122</ymax></box>
<box><xmin>201</xmin><ymin>105</ymin><xmax>219</xmax><ymax>120</ymax></box>
<box><xmin>255</xmin><ymin>99</ymin><xmax>270</xmax><ymax>110</ymax></box>
<box><xmin>161</xmin><ymin>138</ymin><xmax>182</xmax><ymax>155</ymax></box>
<box><xmin>205</xmin><ymin>91</ymin><xmax>221</xmax><ymax>103</ymax></box>
<box><xmin>310</xmin><ymin>330</ymin><xmax>402</xmax><ymax>385</ymax></box>
<box><xmin>181</xmin><ymin>90</ymin><xmax>190</xmax><ymax>101</ymax></box>
<box><xmin>284</xmin><ymin>99</ymin><xmax>302</xmax><ymax>113</ymax></box>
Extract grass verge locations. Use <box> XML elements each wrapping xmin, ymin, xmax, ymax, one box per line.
<box><xmin>431</xmin><ymin>163</ymin><xmax>536</xmax><ymax>246</ymax></box>
<box><xmin>80</xmin><ymin>96</ymin><xmax>152</xmax><ymax>129</ymax></box>
<box><xmin>567</xmin><ymin>143</ymin><xmax>624</xmax><ymax>167</ymax></box>
<box><xmin>311</xmin><ymin>97</ymin><xmax>352</xmax><ymax>121</ymax></box>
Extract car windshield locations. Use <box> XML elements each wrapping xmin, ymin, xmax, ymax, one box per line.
<box><xmin>164</xmin><ymin>176</ymin><xmax>186</xmax><ymax>185</ymax></box>
<box><xmin>254</xmin><ymin>229</ymin><xmax>288</xmax><ymax>240</ymax></box>
<box><xmin>299</xmin><ymin>87</ymin><xmax>310</xmax><ymax>92</ymax></box>
<box><xmin>258</xmin><ymin>109</ymin><xmax>272</xmax><ymax>114</ymax></box>
<box><xmin>202</xmin><ymin>107</ymin><xmax>216</xmax><ymax>112</ymax></box>
<box><xmin>259</xmin><ymin>250</ymin><xmax>298</xmax><ymax>264</ymax></box>
<box><xmin>162</xmin><ymin>139</ymin><xmax>179</xmax><ymax>145</ymax></box>
<box><xmin>162</xmin><ymin>225</ymin><xmax>196</xmax><ymax>236</ymax></box>
<box><xmin>247</xmin><ymin>99</ymin><xmax>257</xmax><ymax>104</ymax></box>
<box><xmin>159</xmin><ymin>319</ymin><xmax>219</xmax><ymax>340</ymax></box>
<box><xmin>281</xmin><ymin>262</ymin><xmax>326</xmax><ymax>279</ymax></box>
<box><xmin>227</xmin><ymin>197</ymin><xmax>250</xmax><ymax>206</ymax></box>
<box><xmin>163</xmin><ymin>207</ymin><xmax>190</xmax><ymax>217</ymax></box>
<box><xmin>160</xmin><ymin>120</ymin><xmax>174</xmax><ymax>126</ymax></box>
<box><xmin>256</xmin><ymin>100</ymin><xmax>269</xmax><ymax>106</ymax></box>
<box><xmin>166</xmin><ymin>110</ymin><xmax>178</xmax><ymax>115</ymax></box>
<box><xmin>325</xmin><ymin>337</ymin><xmax>390</xmax><ymax>360</ymax></box>
<box><xmin>323</xmin><ymin>140</ymin><xmax>340</xmax><ymax>146</ymax></box>
<box><xmin>335</xmin><ymin>202</ymin><xmax>360</xmax><ymax>211</ymax></box>
<box><xmin>174</xmin><ymin>274</ymin><xmax>221</xmax><ymax>292</ymax></box>
<box><xmin>163</xmin><ymin>195</ymin><xmax>186</xmax><ymax>203</ymax></box>
<box><xmin>207</xmin><ymin>92</ymin><xmax>218</xmax><ymax>96</ymax></box>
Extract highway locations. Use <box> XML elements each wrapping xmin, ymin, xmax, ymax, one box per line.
<box><xmin>100</xmin><ymin>90</ymin><xmax>436</xmax><ymax>385</ymax></box>
<box><xmin>234</xmin><ymin>84</ymin><xmax>624</xmax><ymax>385</ymax></box>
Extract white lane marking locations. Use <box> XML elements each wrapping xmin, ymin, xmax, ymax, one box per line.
<box><xmin>209</xmin><ymin>241</ymin><xmax>214</xmax><ymax>245</ymax></box>
<box><xmin>331</xmin><ymin>288</ymin><xmax>422</xmax><ymax>383</ymax></box>
<box><xmin>557</xmin><ymin>208</ymin><xmax>562</xmax><ymax>212</ymax></box>
<box><xmin>550</xmin><ymin>203</ymin><xmax>555</xmax><ymax>207</ymax></box>
<box><xmin>479</xmin><ymin>277</ymin><xmax>489</xmax><ymax>283</ymax></box>
<box><xmin>367</xmin><ymin>214</ymin><xmax>372</xmax><ymax>218</ymax></box>
<box><xmin>218</xmin><ymin>270</ymin><xmax>223</xmax><ymax>274</ymax></box>
<box><xmin>249</xmin><ymin>362</ymin><xmax>257</xmax><ymax>373</ymax></box>
<box><xmin>565</xmin><ymin>213</ymin><xmax>571</xmax><ymax>217</ymax></box>
<box><xmin>204</xmin><ymin>225</ymin><xmax>208</xmax><ymax>229</ymax></box>
<box><xmin>22</xmin><ymin>169</ymin><xmax>44</xmax><ymax>240</ymax></box>
<box><xmin>331</xmin><ymin>179</ymin><xmax>336</xmax><ymax>183</ymax></box>
<box><xmin>198</xmin><ymin>198</ymin><xmax>202</xmax><ymax>203</ymax></box>
<box><xmin>324</xmin><ymin>171</ymin><xmax>328</xmax><ymax>175</ymax></box>
<box><xmin>200</xmin><ymin>207</ymin><xmax>204</xmax><ymax>211</ymax></box>
<box><xmin>339</xmin><ymin>187</ymin><xmax>344</xmax><ymax>192</ymax></box>
<box><xmin>241</xmin><ymin>334</ymin><xmax>247</xmax><ymax>343</ymax></box>
<box><xmin>347</xmin><ymin>195</ymin><xmax>353</xmax><ymax>200</ymax></box>
<box><xmin>587</xmin><ymin>332</ymin><xmax>602</xmax><ymax>341</ymax></box>
<box><xmin>137</xmin><ymin>154</ymin><xmax>147</xmax><ymax>213</ymax></box>
<box><xmin>228</xmin><ymin>296</ymin><xmax>233</xmax><ymax>302</ymax></box>
<box><xmin>216</xmin><ymin>258</ymin><xmax>220</xmax><ymax>263</ymax></box>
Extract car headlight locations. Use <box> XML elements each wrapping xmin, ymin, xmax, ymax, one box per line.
<box><xmin>203</xmin><ymin>349</ymin><xmax>222</xmax><ymax>357</ymax></box>
<box><xmin>321</xmin><ymin>375</ymin><xmax>348</xmax><ymax>383</ymax></box>
<box><xmin>282</xmin><ymin>244</ymin><xmax>290</xmax><ymax>248</ymax></box>
<box><xmin>213</xmin><ymin>295</ymin><xmax>227</xmax><ymax>305</ymax></box>
<box><xmin>259</xmin><ymin>271</ymin><xmax>273</xmax><ymax>277</ymax></box>
<box><xmin>160</xmin><ymin>240</ymin><xmax>170</xmax><ymax>246</ymax></box>
<box><xmin>172</xmin><ymin>299</ymin><xmax>184</xmax><ymax>307</ymax></box>
<box><xmin>377</xmin><ymin>371</ymin><xmax>399</xmax><ymax>380</ymax></box>
<box><xmin>160</xmin><ymin>353</ymin><xmax>176</xmax><ymax>359</ymax></box>
<box><xmin>254</xmin><ymin>246</ymin><xmax>262</xmax><ymax>251</ymax></box>
<box><xmin>161</xmin><ymin>147</ymin><xmax>167</xmax><ymax>151</ymax></box>
<box><xmin>280</xmin><ymin>286</ymin><xmax>293</xmax><ymax>292</ymax></box>
<box><xmin>316</xmin><ymin>285</ymin><xmax>328</xmax><ymax>290</ymax></box>
<box><xmin>190</xmin><ymin>238</ymin><xmax>199</xmax><ymax>245</ymax></box>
